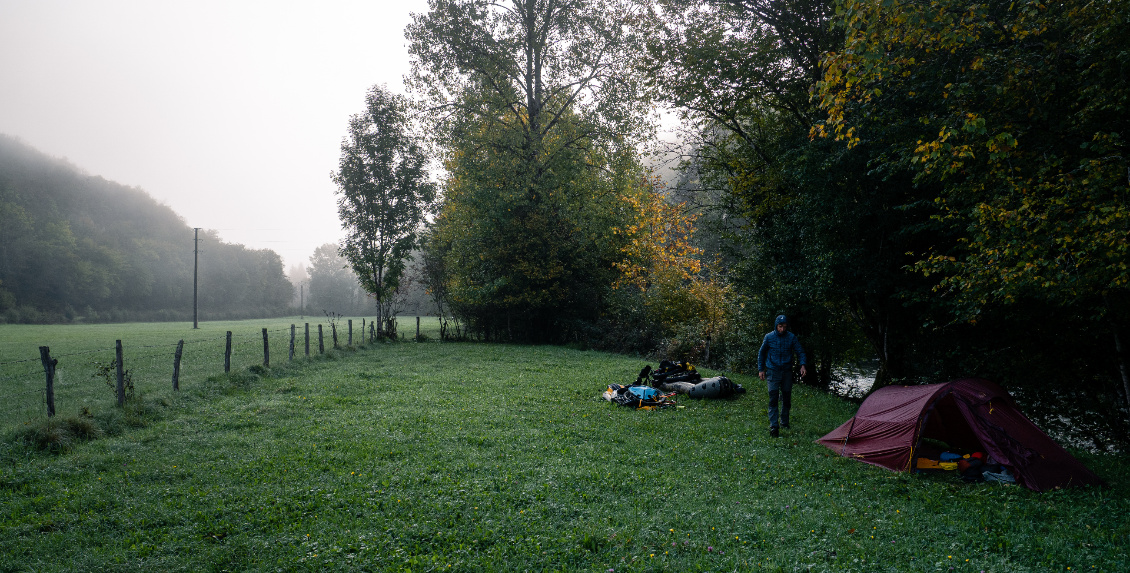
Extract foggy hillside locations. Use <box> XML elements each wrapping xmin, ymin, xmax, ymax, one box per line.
<box><xmin>0</xmin><ymin>134</ymin><xmax>292</xmax><ymax>323</ymax></box>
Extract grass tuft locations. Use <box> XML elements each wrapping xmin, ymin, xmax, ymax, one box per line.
<box><xmin>11</xmin><ymin>415</ymin><xmax>102</xmax><ymax>453</ymax></box>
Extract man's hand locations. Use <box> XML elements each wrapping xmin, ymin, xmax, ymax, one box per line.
<box><xmin>800</xmin><ymin>365</ymin><xmax>808</xmax><ymax>377</ymax></box>
<box><xmin>758</xmin><ymin>370</ymin><xmax>766</xmax><ymax>380</ymax></box>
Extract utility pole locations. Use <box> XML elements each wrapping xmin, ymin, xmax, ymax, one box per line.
<box><xmin>193</xmin><ymin>227</ymin><xmax>201</xmax><ymax>329</ymax></box>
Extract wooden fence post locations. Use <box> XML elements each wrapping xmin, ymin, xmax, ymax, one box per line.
<box><xmin>305</xmin><ymin>323</ymin><xmax>310</xmax><ymax>356</ymax></box>
<box><xmin>361</xmin><ymin>319</ymin><xmax>366</xmax><ymax>344</ymax></box>
<box><xmin>115</xmin><ymin>339</ymin><xmax>125</xmax><ymax>407</ymax></box>
<box><xmin>262</xmin><ymin>328</ymin><xmax>270</xmax><ymax>367</ymax></box>
<box><xmin>318</xmin><ymin>324</ymin><xmax>325</xmax><ymax>354</ymax></box>
<box><xmin>225</xmin><ymin>331</ymin><xmax>232</xmax><ymax>373</ymax></box>
<box><xmin>39</xmin><ymin>346</ymin><xmax>56</xmax><ymax>417</ymax></box>
<box><xmin>332</xmin><ymin>322</ymin><xmax>339</xmax><ymax>349</ymax></box>
<box><xmin>416</xmin><ymin>316</ymin><xmax>421</xmax><ymax>340</ymax></box>
<box><xmin>290</xmin><ymin>324</ymin><xmax>296</xmax><ymax>361</ymax></box>
<box><xmin>348</xmin><ymin>319</ymin><xmax>353</xmax><ymax>346</ymax></box>
<box><xmin>370</xmin><ymin>321</ymin><xmax>376</xmax><ymax>343</ymax></box>
<box><xmin>172</xmin><ymin>340</ymin><xmax>184</xmax><ymax>391</ymax></box>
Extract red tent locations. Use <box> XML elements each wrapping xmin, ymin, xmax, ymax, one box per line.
<box><xmin>816</xmin><ymin>378</ymin><xmax>1104</xmax><ymax>492</ymax></box>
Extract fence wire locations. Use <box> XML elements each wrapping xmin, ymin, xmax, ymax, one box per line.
<box><xmin>0</xmin><ymin>319</ymin><xmax>345</xmax><ymax>425</ymax></box>
<box><xmin>0</xmin><ymin>316</ymin><xmax>433</xmax><ymax>428</ymax></box>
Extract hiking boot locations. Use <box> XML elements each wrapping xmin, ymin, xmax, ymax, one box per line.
<box><xmin>770</xmin><ymin>428</ymin><xmax>779</xmax><ymax>438</ymax></box>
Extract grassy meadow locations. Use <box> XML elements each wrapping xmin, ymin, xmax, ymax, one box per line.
<box><xmin>0</xmin><ymin>316</ymin><xmax>438</xmax><ymax>430</ymax></box>
<box><xmin>1</xmin><ymin>320</ymin><xmax>1128</xmax><ymax>572</ymax></box>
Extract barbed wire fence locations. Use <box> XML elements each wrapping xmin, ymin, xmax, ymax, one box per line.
<box><xmin>0</xmin><ymin>316</ymin><xmax>430</xmax><ymax>431</ymax></box>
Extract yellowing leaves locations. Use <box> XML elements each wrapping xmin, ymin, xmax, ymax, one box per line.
<box><xmin>612</xmin><ymin>179</ymin><xmax>702</xmax><ymax>292</ymax></box>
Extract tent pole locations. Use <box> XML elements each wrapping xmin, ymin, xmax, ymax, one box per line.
<box><xmin>840</xmin><ymin>416</ymin><xmax>859</xmax><ymax>457</ymax></box>
<box><xmin>910</xmin><ymin>387</ymin><xmax>955</xmax><ymax>472</ymax></box>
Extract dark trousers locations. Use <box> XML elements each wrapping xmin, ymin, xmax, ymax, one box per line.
<box><xmin>766</xmin><ymin>367</ymin><xmax>793</xmax><ymax>429</ymax></box>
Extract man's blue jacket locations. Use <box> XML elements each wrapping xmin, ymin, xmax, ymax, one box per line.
<box><xmin>757</xmin><ymin>329</ymin><xmax>807</xmax><ymax>371</ymax></box>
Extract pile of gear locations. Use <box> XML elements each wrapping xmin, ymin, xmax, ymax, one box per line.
<box><xmin>601</xmin><ymin>384</ymin><xmax>676</xmax><ymax>410</ymax></box>
<box><xmin>915</xmin><ymin>451</ymin><xmax>1017</xmax><ymax>484</ymax></box>
<box><xmin>602</xmin><ymin>360</ymin><xmax>746</xmax><ymax>410</ymax></box>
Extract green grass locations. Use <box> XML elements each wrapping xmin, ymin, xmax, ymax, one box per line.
<box><xmin>0</xmin><ymin>316</ymin><xmax>443</xmax><ymax>431</ymax></box>
<box><xmin>1</xmin><ymin>328</ymin><xmax>1127</xmax><ymax>571</ymax></box>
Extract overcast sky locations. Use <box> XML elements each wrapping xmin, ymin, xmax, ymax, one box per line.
<box><xmin>0</xmin><ymin>0</ymin><xmax>431</xmax><ymax>270</ymax></box>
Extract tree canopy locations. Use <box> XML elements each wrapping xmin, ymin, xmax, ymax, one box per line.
<box><xmin>815</xmin><ymin>0</ymin><xmax>1130</xmax><ymax>420</ymax></box>
<box><xmin>332</xmin><ymin>84</ymin><xmax>437</xmax><ymax>337</ymax></box>
<box><xmin>0</xmin><ymin>135</ymin><xmax>293</xmax><ymax>323</ymax></box>
<box><xmin>407</xmin><ymin>0</ymin><xmax>671</xmax><ymax>342</ymax></box>
<box><xmin>818</xmin><ymin>0</ymin><xmax>1129</xmax><ymax>317</ymax></box>
<box><xmin>638</xmin><ymin>0</ymin><xmax>1128</xmax><ymax>443</ymax></box>
<box><xmin>342</xmin><ymin>0</ymin><xmax>1130</xmax><ymax>443</ymax></box>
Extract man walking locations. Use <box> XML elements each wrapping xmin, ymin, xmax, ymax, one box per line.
<box><xmin>758</xmin><ymin>314</ymin><xmax>807</xmax><ymax>438</ymax></box>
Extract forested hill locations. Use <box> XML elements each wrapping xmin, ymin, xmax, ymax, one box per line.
<box><xmin>0</xmin><ymin>135</ymin><xmax>293</xmax><ymax>323</ymax></box>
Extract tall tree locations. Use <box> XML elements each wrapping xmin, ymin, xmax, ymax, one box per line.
<box><xmin>407</xmin><ymin>0</ymin><xmax>652</xmax><ymax>162</ymax></box>
<box><xmin>332</xmin><ymin>84</ymin><xmax>437</xmax><ymax>337</ymax></box>
<box><xmin>406</xmin><ymin>0</ymin><xmax>656</xmax><ymax>341</ymax></box>
<box><xmin>644</xmin><ymin>0</ymin><xmax>934</xmax><ymax>386</ymax></box>
<box><xmin>430</xmin><ymin>107</ymin><xmax>648</xmax><ymax>340</ymax></box>
<box><xmin>817</xmin><ymin>0</ymin><xmax>1130</xmax><ymax>412</ymax></box>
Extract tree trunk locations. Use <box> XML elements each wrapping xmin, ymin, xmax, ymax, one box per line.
<box><xmin>1104</xmin><ymin>294</ymin><xmax>1130</xmax><ymax>416</ymax></box>
<box><xmin>1115</xmin><ymin>329</ymin><xmax>1130</xmax><ymax>414</ymax></box>
<box><xmin>376</xmin><ymin>301</ymin><xmax>384</xmax><ymax>340</ymax></box>
<box><xmin>848</xmin><ymin>298</ymin><xmax>897</xmax><ymax>394</ymax></box>
<box><xmin>800</xmin><ymin>351</ymin><xmax>822</xmax><ymax>388</ymax></box>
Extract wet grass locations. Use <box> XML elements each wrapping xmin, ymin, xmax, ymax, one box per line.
<box><xmin>1</xmin><ymin>338</ymin><xmax>1127</xmax><ymax>571</ymax></box>
<box><xmin>0</xmin><ymin>316</ymin><xmax>442</xmax><ymax>432</ymax></box>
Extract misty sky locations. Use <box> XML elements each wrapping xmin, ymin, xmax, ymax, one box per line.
<box><xmin>0</xmin><ymin>0</ymin><xmax>430</xmax><ymax>270</ymax></box>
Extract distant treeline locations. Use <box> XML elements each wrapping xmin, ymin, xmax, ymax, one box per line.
<box><xmin>295</xmin><ymin>243</ymin><xmax>439</xmax><ymax>321</ymax></box>
<box><xmin>0</xmin><ymin>135</ymin><xmax>292</xmax><ymax>323</ymax></box>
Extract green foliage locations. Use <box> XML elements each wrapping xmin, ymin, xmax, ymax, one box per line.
<box><xmin>646</xmin><ymin>0</ymin><xmax>837</xmax><ymax>131</ymax></box>
<box><xmin>406</xmin><ymin>0</ymin><xmax>653</xmax><ymax>150</ymax></box>
<box><xmin>332</xmin><ymin>85</ymin><xmax>436</xmax><ymax>338</ymax></box>
<box><xmin>645</xmin><ymin>0</ymin><xmax>1130</xmax><ymax>418</ymax></box>
<box><xmin>408</xmin><ymin>0</ymin><xmax>659</xmax><ymax>342</ymax></box>
<box><xmin>645</xmin><ymin>0</ymin><xmax>920</xmax><ymax>385</ymax></box>
<box><xmin>819</xmin><ymin>0</ymin><xmax>1130</xmax><ymax>316</ymax></box>
<box><xmin>815</xmin><ymin>0</ymin><xmax>1130</xmax><ymax>412</ymax></box>
<box><xmin>432</xmin><ymin>108</ymin><xmax>648</xmax><ymax>341</ymax></box>
<box><xmin>418</xmin><ymin>230</ymin><xmax>463</xmax><ymax>340</ymax></box>
<box><xmin>93</xmin><ymin>359</ymin><xmax>134</xmax><ymax>401</ymax></box>
<box><xmin>304</xmin><ymin>244</ymin><xmax>369</xmax><ymax>316</ymax></box>
<box><xmin>0</xmin><ymin>135</ymin><xmax>294</xmax><ymax>323</ymax></box>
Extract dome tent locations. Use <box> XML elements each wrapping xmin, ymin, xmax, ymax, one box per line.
<box><xmin>816</xmin><ymin>378</ymin><xmax>1104</xmax><ymax>492</ymax></box>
